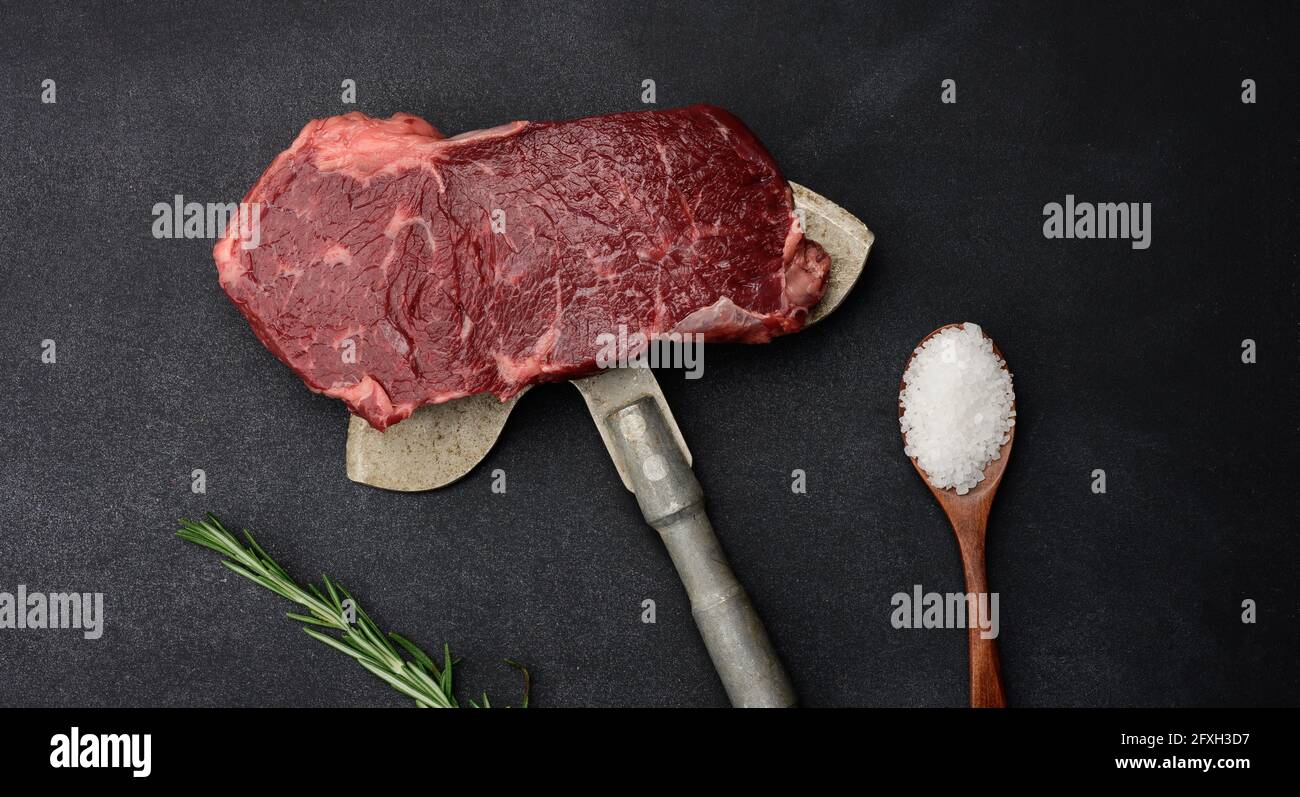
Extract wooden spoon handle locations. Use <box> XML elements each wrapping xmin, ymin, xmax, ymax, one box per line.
<box><xmin>956</xmin><ymin>534</ymin><xmax>1007</xmax><ymax>708</ymax></box>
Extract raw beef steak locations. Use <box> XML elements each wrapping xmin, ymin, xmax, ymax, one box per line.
<box><xmin>214</xmin><ymin>105</ymin><xmax>830</xmax><ymax>430</ymax></box>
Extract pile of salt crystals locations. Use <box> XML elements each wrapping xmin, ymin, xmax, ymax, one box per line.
<box><xmin>900</xmin><ymin>323</ymin><xmax>1015</xmax><ymax>495</ymax></box>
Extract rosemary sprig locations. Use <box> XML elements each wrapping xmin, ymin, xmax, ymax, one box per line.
<box><xmin>177</xmin><ymin>513</ymin><xmax>528</xmax><ymax>708</ymax></box>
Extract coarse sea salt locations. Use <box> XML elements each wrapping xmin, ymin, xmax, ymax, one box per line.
<box><xmin>899</xmin><ymin>323</ymin><xmax>1015</xmax><ymax>495</ymax></box>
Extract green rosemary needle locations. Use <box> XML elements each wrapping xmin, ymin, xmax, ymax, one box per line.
<box><xmin>177</xmin><ymin>513</ymin><xmax>528</xmax><ymax>708</ymax></box>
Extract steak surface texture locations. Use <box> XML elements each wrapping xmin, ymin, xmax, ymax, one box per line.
<box><xmin>215</xmin><ymin>105</ymin><xmax>830</xmax><ymax>430</ymax></box>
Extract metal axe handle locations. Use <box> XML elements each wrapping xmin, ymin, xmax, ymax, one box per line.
<box><xmin>606</xmin><ymin>396</ymin><xmax>796</xmax><ymax>708</ymax></box>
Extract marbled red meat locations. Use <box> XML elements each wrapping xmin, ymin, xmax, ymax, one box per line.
<box><xmin>214</xmin><ymin>105</ymin><xmax>829</xmax><ymax>430</ymax></box>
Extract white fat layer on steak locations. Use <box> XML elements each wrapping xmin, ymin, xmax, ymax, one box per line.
<box><xmin>672</xmin><ymin>297</ymin><xmax>768</xmax><ymax>340</ymax></box>
<box><xmin>305</xmin><ymin>114</ymin><xmax>528</xmax><ymax>184</ymax></box>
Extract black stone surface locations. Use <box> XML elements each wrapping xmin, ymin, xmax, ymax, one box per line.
<box><xmin>0</xmin><ymin>1</ymin><xmax>1295</xmax><ymax>708</ymax></box>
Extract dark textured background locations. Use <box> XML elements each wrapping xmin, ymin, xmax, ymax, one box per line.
<box><xmin>0</xmin><ymin>1</ymin><xmax>1295</xmax><ymax>708</ymax></box>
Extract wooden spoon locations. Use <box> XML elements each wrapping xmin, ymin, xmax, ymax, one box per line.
<box><xmin>899</xmin><ymin>323</ymin><xmax>1014</xmax><ymax>708</ymax></box>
